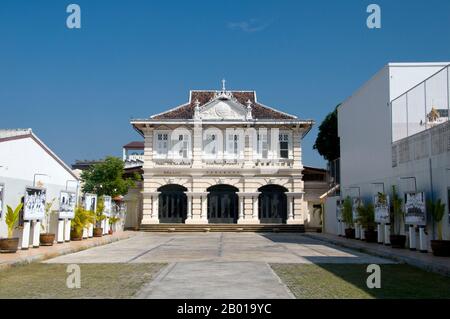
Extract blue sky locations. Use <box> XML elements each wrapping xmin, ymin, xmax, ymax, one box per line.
<box><xmin>1</xmin><ymin>0</ymin><xmax>449</xmax><ymax>168</ymax></box>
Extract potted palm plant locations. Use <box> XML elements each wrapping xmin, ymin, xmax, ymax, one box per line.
<box><xmin>357</xmin><ymin>203</ymin><xmax>377</xmax><ymax>243</ymax></box>
<box><xmin>0</xmin><ymin>203</ymin><xmax>23</xmax><ymax>253</ymax></box>
<box><xmin>40</xmin><ymin>198</ymin><xmax>57</xmax><ymax>246</ymax></box>
<box><xmin>108</xmin><ymin>216</ymin><xmax>120</xmax><ymax>234</ymax></box>
<box><xmin>342</xmin><ymin>196</ymin><xmax>355</xmax><ymax>239</ymax></box>
<box><xmin>428</xmin><ymin>198</ymin><xmax>450</xmax><ymax>257</ymax></box>
<box><xmin>71</xmin><ymin>206</ymin><xmax>89</xmax><ymax>241</ymax></box>
<box><xmin>390</xmin><ymin>185</ymin><xmax>406</xmax><ymax>248</ymax></box>
<box><xmin>93</xmin><ymin>196</ymin><xmax>105</xmax><ymax>237</ymax></box>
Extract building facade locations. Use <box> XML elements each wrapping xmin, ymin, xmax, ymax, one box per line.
<box><xmin>131</xmin><ymin>86</ymin><xmax>313</xmax><ymax>225</ymax></box>
<box><xmin>326</xmin><ymin>62</ymin><xmax>450</xmax><ymax>247</ymax></box>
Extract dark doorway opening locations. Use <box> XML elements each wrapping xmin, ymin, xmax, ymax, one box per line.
<box><xmin>258</xmin><ymin>185</ymin><xmax>288</xmax><ymax>224</ymax></box>
<box><xmin>207</xmin><ymin>184</ymin><xmax>239</xmax><ymax>224</ymax></box>
<box><xmin>158</xmin><ymin>184</ymin><xmax>187</xmax><ymax>223</ymax></box>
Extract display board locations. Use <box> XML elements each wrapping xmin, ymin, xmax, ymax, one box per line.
<box><xmin>352</xmin><ymin>198</ymin><xmax>362</xmax><ymax>221</ymax></box>
<box><xmin>59</xmin><ymin>191</ymin><xmax>77</xmax><ymax>219</ymax></box>
<box><xmin>374</xmin><ymin>193</ymin><xmax>390</xmax><ymax>224</ymax></box>
<box><xmin>23</xmin><ymin>187</ymin><xmax>47</xmax><ymax>221</ymax></box>
<box><xmin>404</xmin><ymin>192</ymin><xmax>426</xmax><ymax>226</ymax></box>
<box><xmin>0</xmin><ymin>184</ymin><xmax>4</xmax><ymax>219</ymax></box>
<box><xmin>84</xmin><ymin>193</ymin><xmax>97</xmax><ymax>213</ymax></box>
<box><xmin>103</xmin><ymin>195</ymin><xmax>112</xmax><ymax>217</ymax></box>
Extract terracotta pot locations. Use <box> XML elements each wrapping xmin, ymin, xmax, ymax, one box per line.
<box><xmin>364</xmin><ymin>230</ymin><xmax>378</xmax><ymax>243</ymax></box>
<box><xmin>431</xmin><ymin>240</ymin><xmax>450</xmax><ymax>257</ymax></box>
<box><xmin>40</xmin><ymin>233</ymin><xmax>55</xmax><ymax>246</ymax></box>
<box><xmin>70</xmin><ymin>229</ymin><xmax>83</xmax><ymax>241</ymax></box>
<box><xmin>345</xmin><ymin>228</ymin><xmax>355</xmax><ymax>239</ymax></box>
<box><xmin>93</xmin><ymin>227</ymin><xmax>103</xmax><ymax>237</ymax></box>
<box><xmin>390</xmin><ymin>235</ymin><xmax>407</xmax><ymax>249</ymax></box>
<box><xmin>108</xmin><ymin>229</ymin><xmax>113</xmax><ymax>235</ymax></box>
<box><xmin>0</xmin><ymin>238</ymin><xmax>20</xmax><ymax>253</ymax></box>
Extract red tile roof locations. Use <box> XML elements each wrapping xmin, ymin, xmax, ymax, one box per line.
<box><xmin>152</xmin><ymin>91</ymin><xmax>296</xmax><ymax>120</ymax></box>
<box><xmin>123</xmin><ymin>141</ymin><xmax>144</xmax><ymax>149</ymax></box>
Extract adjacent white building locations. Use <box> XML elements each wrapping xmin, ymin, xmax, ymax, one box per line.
<box><xmin>328</xmin><ymin>62</ymin><xmax>450</xmax><ymax>247</ymax></box>
<box><xmin>0</xmin><ymin>129</ymin><xmax>79</xmax><ymax>244</ymax></box>
<box><xmin>131</xmin><ymin>85</ymin><xmax>314</xmax><ymax>225</ymax></box>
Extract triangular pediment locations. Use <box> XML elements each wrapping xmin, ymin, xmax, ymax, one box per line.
<box><xmin>198</xmin><ymin>95</ymin><xmax>247</xmax><ymax>120</ymax></box>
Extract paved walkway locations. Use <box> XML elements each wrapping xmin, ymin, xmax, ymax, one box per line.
<box><xmin>45</xmin><ymin>232</ymin><xmax>394</xmax><ymax>299</ymax></box>
<box><xmin>0</xmin><ymin>231</ymin><xmax>134</xmax><ymax>270</ymax></box>
<box><xmin>305</xmin><ymin>233</ymin><xmax>450</xmax><ymax>277</ymax></box>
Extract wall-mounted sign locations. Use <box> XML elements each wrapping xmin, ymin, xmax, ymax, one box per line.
<box><xmin>405</xmin><ymin>192</ymin><xmax>426</xmax><ymax>226</ymax></box>
<box><xmin>24</xmin><ymin>187</ymin><xmax>47</xmax><ymax>221</ymax></box>
<box><xmin>0</xmin><ymin>184</ymin><xmax>4</xmax><ymax>218</ymax></box>
<box><xmin>84</xmin><ymin>193</ymin><xmax>97</xmax><ymax>213</ymax></box>
<box><xmin>374</xmin><ymin>193</ymin><xmax>390</xmax><ymax>224</ymax></box>
<box><xmin>59</xmin><ymin>191</ymin><xmax>77</xmax><ymax>219</ymax></box>
<box><xmin>103</xmin><ymin>196</ymin><xmax>112</xmax><ymax>217</ymax></box>
<box><xmin>336</xmin><ymin>199</ymin><xmax>343</xmax><ymax>221</ymax></box>
<box><xmin>352</xmin><ymin>198</ymin><xmax>362</xmax><ymax>221</ymax></box>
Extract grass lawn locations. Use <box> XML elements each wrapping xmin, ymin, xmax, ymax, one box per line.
<box><xmin>271</xmin><ymin>263</ymin><xmax>450</xmax><ymax>299</ymax></box>
<box><xmin>0</xmin><ymin>263</ymin><xmax>166</xmax><ymax>299</ymax></box>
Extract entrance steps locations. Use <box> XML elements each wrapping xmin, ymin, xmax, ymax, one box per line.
<box><xmin>139</xmin><ymin>224</ymin><xmax>305</xmax><ymax>233</ymax></box>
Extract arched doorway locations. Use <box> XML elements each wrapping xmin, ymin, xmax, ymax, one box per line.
<box><xmin>207</xmin><ymin>185</ymin><xmax>239</xmax><ymax>224</ymax></box>
<box><xmin>158</xmin><ymin>184</ymin><xmax>187</xmax><ymax>223</ymax></box>
<box><xmin>258</xmin><ymin>185</ymin><xmax>288</xmax><ymax>224</ymax></box>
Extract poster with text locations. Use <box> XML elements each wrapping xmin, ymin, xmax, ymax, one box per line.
<box><xmin>374</xmin><ymin>194</ymin><xmax>390</xmax><ymax>224</ymax></box>
<box><xmin>405</xmin><ymin>192</ymin><xmax>426</xmax><ymax>226</ymax></box>
<box><xmin>0</xmin><ymin>184</ymin><xmax>4</xmax><ymax>218</ymax></box>
<box><xmin>352</xmin><ymin>198</ymin><xmax>362</xmax><ymax>221</ymax></box>
<box><xmin>24</xmin><ymin>187</ymin><xmax>47</xmax><ymax>221</ymax></box>
<box><xmin>103</xmin><ymin>195</ymin><xmax>112</xmax><ymax>217</ymax></box>
<box><xmin>84</xmin><ymin>193</ymin><xmax>97</xmax><ymax>213</ymax></box>
<box><xmin>59</xmin><ymin>191</ymin><xmax>77</xmax><ymax>219</ymax></box>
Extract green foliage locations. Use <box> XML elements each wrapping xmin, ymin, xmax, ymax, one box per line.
<box><xmin>391</xmin><ymin>185</ymin><xmax>405</xmax><ymax>235</ymax></box>
<box><xmin>427</xmin><ymin>198</ymin><xmax>446</xmax><ymax>240</ymax></box>
<box><xmin>95</xmin><ymin>196</ymin><xmax>106</xmax><ymax>227</ymax></box>
<box><xmin>71</xmin><ymin>206</ymin><xmax>94</xmax><ymax>236</ymax></box>
<box><xmin>313</xmin><ymin>105</ymin><xmax>340</xmax><ymax>161</ymax></box>
<box><xmin>109</xmin><ymin>216</ymin><xmax>120</xmax><ymax>226</ymax></box>
<box><xmin>357</xmin><ymin>203</ymin><xmax>375</xmax><ymax>230</ymax></box>
<box><xmin>5</xmin><ymin>203</ymin><xmax>23</xmax><ymax>238</ymax></box>
<box><xmin>81</xmin><ymin>156</ymin><xmax>139</xmax><ymax>197</ymax></box>
<box><xmin>342</xmin><ymin>196</ymin><xmax>353</xmax><ymax>226</ymax></box>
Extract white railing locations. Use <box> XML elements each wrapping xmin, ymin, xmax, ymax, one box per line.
<box><xmin>391</xmin><ymin>64</ymin><xmax>450</xmax><ymax>142</ymax></box>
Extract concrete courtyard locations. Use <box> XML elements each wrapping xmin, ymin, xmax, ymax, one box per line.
<box><xmin>45</xmin><ymin>232</ymin><xmax>394</xmax><ymax>299</ymax></box>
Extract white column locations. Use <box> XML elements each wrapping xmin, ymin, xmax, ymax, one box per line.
<box><xmin>360</xmin><ymin>225</ymin><xmax>365</xmax><ymax>240</ymax></box>
<box><xmin>377</xmin><ymin>224</ymin><xmax>384</xmax><ymax>244</ymax></box>
<box><xmin>201</xmin><ymin>194</ymin><xmax>208</xmax><ymax>222</ymax></box>
<box><xmin>82</xmin><ymin>227</ymin><xmax>88</xmax><ymax>239</ymax></box>
<box><xmin>252</xmin><ymin>196</ymin><xmax>259</xmax><ymax>220</ymax></box>
<box><xmin>355</xmin><ymin>223</ymin><xmax>360</xmax><ymax>239</ymax></box>
<box><xmin>337</xmin><ymin>220</ymin><xmax>342</xmax><ymax>236</ymax></box>
<box><xmin>237</xmin><ymin>194</ymin><xmax>244</xmax><ymax>223</ymax></box>
<box><xmin>64</xmin><ymin>219</ymin><xmax>71</xmax><ymax>242</ymax></box>
<box><xmin>57</xmin><ymin>219</ymin><xmax>65</xmax><ymax>243</ymax></box>
<box><xmin>32</xmin><ymin>220</ymin><xmax>41</xmax><ymax>248</ymax></box>
<box><xmin>409</xmin><ymin>225</ymin><xmax>416</xmax><ymax>250</ymax></box>
<box><xmin>186</xmin><ymin>194</ymin><xmax>192</xmax><ymax>221</ymax></box>
<box><xmin>384</xmin><ymin>224</ymin><xmax>391</xmax><ymax>245</ymax></box>
<box><xmin>21</xmin><ymin>221</ymin><xmax>31</xmax><ymax>250</ymax></box>
<box><xmin>287</xmin><ymin>196</ymin><xmax>294</xmax><ymax>222</ymax></box>
<box><xmin>341</xmin><ymin>222</ymin><xmax>346</xmax><ymax>236</ymax></box>
<box><xmin>419</xmin><ymin>226</ymin><xmax>427</xmax><ymax>252</ymax></box>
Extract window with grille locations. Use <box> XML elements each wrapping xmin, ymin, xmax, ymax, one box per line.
<box><xmin>279</xmin><ymin>133</ymin><xmax>289</xmax><ymax>159</ymax></box>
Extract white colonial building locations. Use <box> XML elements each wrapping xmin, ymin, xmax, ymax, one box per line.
<box><xmin>131</xmin><ymin>85</ymin><xmax>313</xmax><ymax>225</ymax></box>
